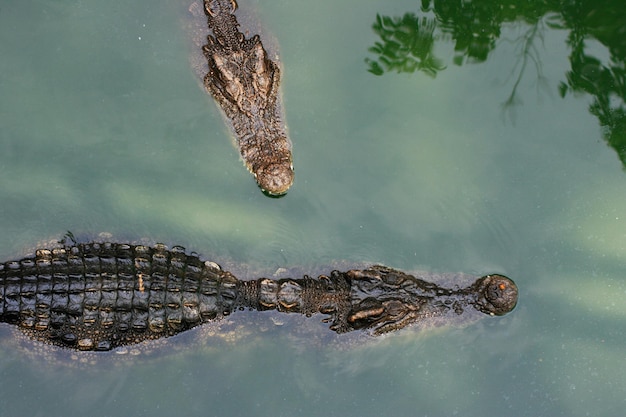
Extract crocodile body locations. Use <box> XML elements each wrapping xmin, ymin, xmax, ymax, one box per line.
<box><xmin>0</xmin><ymin>242</ymin><xmax>517</xmax><ymax>352</ymax></box>
<box><xmin>201</xmin><ymin>0</ymin><xmax>294</xmax><ymax>195</ymax></box>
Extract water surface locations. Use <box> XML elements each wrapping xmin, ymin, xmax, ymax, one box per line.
<box><xmin>0</xmin><ymin>0</ymin><xmax>625</xmax><ymax>416</ymax></box>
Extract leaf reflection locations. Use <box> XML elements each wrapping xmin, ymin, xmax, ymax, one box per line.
<box><xmin>366</xmin><ymin>0</ymin><xmax>626</xmax><ymax>170</ymax></box>
<box><xmin>365</xmin><ymin>13</ymin><xmax>445</xmax><ymax>77</ymax></box>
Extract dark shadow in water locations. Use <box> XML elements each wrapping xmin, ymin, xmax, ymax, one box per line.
<box><xmin>366</xmin><ymin>0</ymin><xmax>626</xmax><ymax>170</ymax></box>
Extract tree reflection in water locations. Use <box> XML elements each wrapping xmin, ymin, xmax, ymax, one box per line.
<box><xmin>366</xmin><ymin>0</ymin><xmax>626</xmax><ymax>169</ymax></box>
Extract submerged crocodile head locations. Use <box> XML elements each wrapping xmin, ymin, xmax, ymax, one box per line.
<box><xmin>203</xmin><ymin>35</ymin><xmax>294</xmax><ymax>195</ymax></box>
<box><xmin>341</xmin><ymin>266</ymin><xmax>518</xmax><ymax>335</ymax></box>
<box><xmin>193</xmin><ymin>0</ymin><xmax>294</xmax><ymax>195</ymax></box>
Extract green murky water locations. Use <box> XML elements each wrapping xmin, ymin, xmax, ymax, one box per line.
<box><xmin>1</xmin><ymin>0</ymin><xmax>625</xmax><ymax>416</ymax></box>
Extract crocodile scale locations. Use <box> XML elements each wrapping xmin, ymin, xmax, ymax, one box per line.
<box><xmin>0</xmin><ymin>242</ymin><xmax>518</xmax><ymax>351</ymax></box>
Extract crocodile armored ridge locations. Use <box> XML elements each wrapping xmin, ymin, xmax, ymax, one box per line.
<box><xmin>201</xmin><ymin>0</ymin><xmax>294</xmax><ymax>195</ymax></box>
<box><xmin>0</xmin><ymin>242</ymin><xmax>518</xmax><ymax>351</ymax></box>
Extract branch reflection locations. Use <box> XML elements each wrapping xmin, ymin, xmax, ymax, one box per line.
<box><xmin>366</xmin><ymin>0</ymin><xmax>626</xmax><ymax>169</ymax></box>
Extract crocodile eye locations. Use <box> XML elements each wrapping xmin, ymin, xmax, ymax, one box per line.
<box><xmin>247</xmin><ymin>43</ymin><xmax>272</xmax><ymax>96</ymax></box>
<box><xmin>214</xmin><ymin>57</ymin><xmax>238</xmax><ymax>82</ymax></box>
<box><xmin>347</xmin><ymin>298</ymin><xmax>385</xmax><ymax>329</ymax></box>
<box><xmin>250</xmin><ymin>42</ymin><xmax>267</xmax><ymax>73</ymax></box>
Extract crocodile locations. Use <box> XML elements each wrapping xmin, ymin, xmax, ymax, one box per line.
<box><xmin>0</xmin><ymin>242</ymin><xmax>517</xmax><ymax>352</ymax></box>
<box><xmin>200</xmin><ymin>0</ymin><xmax>294</xmax><ymax>195</ymax></box>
